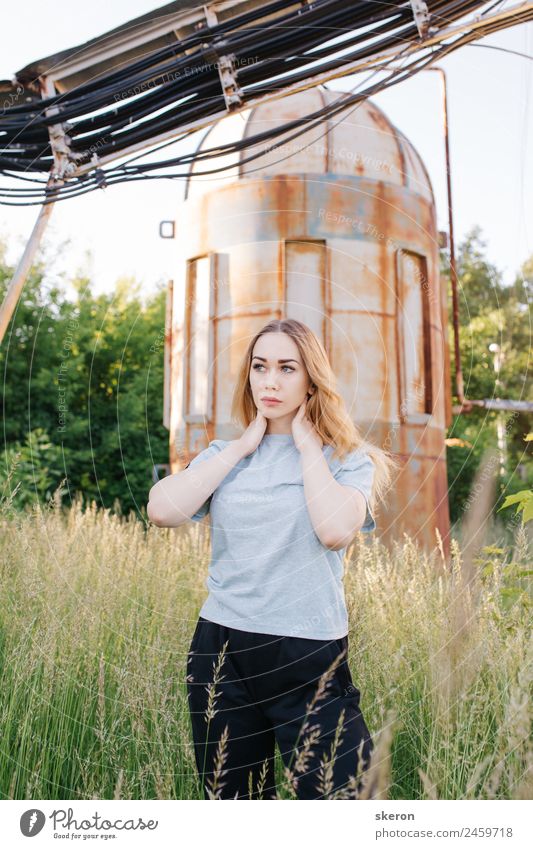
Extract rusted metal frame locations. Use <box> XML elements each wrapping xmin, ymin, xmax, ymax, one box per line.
<box><xmin>451</xmin><ymin>399</ymin><xmax>533</xmax><ymax>414</ymax></box>
<box><xmin>282</xmin><ymin>236</ymin><xmax>328</xmax><ymax>340</ymax></box>
<box><xmin>163</xmin><ymin>279</ymin><xmax>174</xmax><ymax>430</ymax></box>
<box><xmin>394</xmin><ymin>246</ymin><xmax>433</xmax><ymax>426</ymax></box>
<box><xmin>183</xmin><ymin>253</ymin><xmax>217</xmax><ymax>426</ymax></box>
<box><xmin>424</xmin><ymin>67</ymin><xmax>464</xmax><ymax>407</ymax></box>
<box><xmin>418</xmin><ymin>252</ymin><xmax>433</xmax><ymax>416</ymax></box>
<box><xmin>320</xmin><ymin>239</ymin><xmax>329</xmax><ymax>349</ymax></box>
<box><xmin>421</xmin><ymin>67</ymin><xmax>526</xmax><ymax>419</ymax></box>
<box><xmin>183</xmin><ymin>259</ymin><xmax>194</xmax><ymax>426</ymax></box>
<box><xmin>439</xmin><ymin>67</ymin><xmax>464</xmax><ymax>407</ymax></box>
<box><xmin>0</xmin><ymin>190</ymin><xmax>56</xmax><ymax>342</ymax></box>
<box><xmin>210</xmin><ymin>251</ymin><xmax>221</xmax><ymax>439</ymax></box>
<box><xmin>324</xmin><ymin>237</ymin><xmax>332</xmax><ymax>362</ymax></box>
<box><xmin>40</xmin><ymin>76</ymin><xmax>79</xmax><ymax>180</ymax></box>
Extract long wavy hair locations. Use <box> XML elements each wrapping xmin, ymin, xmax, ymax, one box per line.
<box><xmin>230</xmin><ymin>318</ymin><xmax>399</xmax><ymax>517</ymax></box>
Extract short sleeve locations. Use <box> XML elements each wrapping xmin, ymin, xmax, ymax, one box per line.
<box><xmin>185</xmin><ymin>439</ymin><xmax>226</xmax><ymax>521</ymax></box>
<box><xmin>333</xmin><ymin>449</ymin><xmax>376</xmax><ymax>533</ymax></box>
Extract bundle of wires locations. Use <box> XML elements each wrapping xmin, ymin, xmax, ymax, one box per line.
<box><xmin>0</xmin><ymin>0</ymin><xmax>529</xmax><ymax>205</ymax></box>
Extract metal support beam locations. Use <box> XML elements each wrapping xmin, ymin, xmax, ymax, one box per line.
<box><xmin>452</xmin><ymin>399</ymin><xmax>533</xmax><ymax>414</ymax></box>
<box><xmin>409</xmin><ymin>0</ymin><xmax>431</xmax><ymax>38</ymax></box>
<box><xmin>40</xmin><ymin>76</ymin><xmax>79</xmax><ymax>180</ymax></box>
<box><xmin>0</xmin><ymin>179</ymin><xmax>57</xmax><ymax>343</ymax></box>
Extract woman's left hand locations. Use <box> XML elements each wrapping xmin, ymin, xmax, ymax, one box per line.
<box><xmin>291</xmin><ymin>397</ymin><xmax>323</xmax><ymax>454</ymax></box>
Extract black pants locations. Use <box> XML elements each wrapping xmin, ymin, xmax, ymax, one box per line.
<box><xmin>186</xmin><ymin>616</ymin><xmax>373</xmax><ymax>800</ymax></box>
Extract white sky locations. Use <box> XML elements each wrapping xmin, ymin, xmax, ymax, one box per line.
<box><xmin>0</xmin><ymin>1</ymin><xmax>532</xmax><ymax>298</ymax></box>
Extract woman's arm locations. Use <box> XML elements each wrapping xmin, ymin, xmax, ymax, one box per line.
<box><xmin>300</xmin><ymin>443</ymin><xmax>368</xmax><ymax>550</ymax></box>
<box><xmin>147</xmin><ymin>441</ymin><xmax>244</xmax><ymax>528</ymax></box>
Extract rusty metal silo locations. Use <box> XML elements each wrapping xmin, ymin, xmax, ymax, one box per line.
<box><xmin>165</xmin><ymin>85</ymin><xmax>452</xmax><ymax>551</ymax></box>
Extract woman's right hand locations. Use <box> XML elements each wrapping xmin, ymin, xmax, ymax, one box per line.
<box><xmin>235</xmin><ymin>412</ymin><xmax>268</xmax><ymax>458</ymax></box>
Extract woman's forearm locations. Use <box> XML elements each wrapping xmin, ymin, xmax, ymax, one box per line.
<box><xmin>147</xmin><ymin>441</ymin><xmax>244</xmax><ymax>527</ymax></box>
<box><xmin>300</xmin><ymin>444</ymin><xmax>367</xmax><ymax>549</ymax></box>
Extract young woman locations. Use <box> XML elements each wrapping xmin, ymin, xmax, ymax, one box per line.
<box><xmin>148</xmin><ymin>319</ymin><xmax>396</xmax><ymax>800</ymax></box>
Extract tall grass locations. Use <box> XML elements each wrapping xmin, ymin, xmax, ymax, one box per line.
<box><xmin>0</xmin><ymin>488</ymin><xmax>531</xmax><ymax>799</ymax></box>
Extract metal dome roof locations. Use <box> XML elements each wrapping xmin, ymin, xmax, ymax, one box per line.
<box><xmin>185</xmin><ymin>85</ymin><xmax>434</xmax><ymax>204</ymax></box>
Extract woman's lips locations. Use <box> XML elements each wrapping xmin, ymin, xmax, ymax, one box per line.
<box><xmin>262</xmin><ymin>398</ymin><xmax>282</xmax><ymax>405</ymax></box>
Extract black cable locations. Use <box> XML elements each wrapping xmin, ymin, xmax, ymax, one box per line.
<box><xmin>0</xmin><ymin>38</ymin><xmax>463</xmax><ymax>204</ymax></box>
<box><xmin>0</xmin><ymin>0</ymin><xmax>488</xmax><ymax>156</ymax></box>
<box><xmin>0</xmin><ymin>47</ymin><xmax>423</xmax><ymax>197</ymax></box>
<box><xmin>0</xmin><ymin>16</ymin><xmax>518</xmax><ymax>202</ymax></box>
<box><xmin>0</xmin><ymin>0</ymin><xmax>528</xmax><ymax>190</ymax></box>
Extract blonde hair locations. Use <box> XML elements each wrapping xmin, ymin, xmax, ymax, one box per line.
<box><xmin>230</xmin><ymin>318</ymin><xmax>399</xmax><ymax>518</ymax></box>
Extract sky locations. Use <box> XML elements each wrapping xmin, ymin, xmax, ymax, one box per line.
<box><xmin>0</xmin><ymin>1</ymin><xmax>532</xmax><ymax>300</ymax></box>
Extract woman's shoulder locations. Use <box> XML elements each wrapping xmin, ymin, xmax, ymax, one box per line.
<box><xmin>187</xmin><ymin>438</ymin><xmax>230</xmax><ymax>467</ymax></box>
<box><xmin>324</xmin><ymin>443</ymin><xmax>374</xmax><ymax>472</ymax></box>
<box><xmin>207</xmin><ymin>438</ymin><xmax>230</xmax><ymax>451</ymax></box>
<box><xmin>324</xmin><ymin>440</ymin><xmax>372</xmax><ymax>455</ymax></box>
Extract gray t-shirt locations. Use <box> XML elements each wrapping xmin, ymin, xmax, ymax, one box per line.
<box><xmin>186</xmin><ymin>434</ymin><xmax>376</xmax><ymax>640</ymax></box>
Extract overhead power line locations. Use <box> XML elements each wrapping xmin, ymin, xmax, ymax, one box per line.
<box><xmin>0</xmin><ymin>0</ymin><xmax>531</xmax><ymax>205</ymax></box>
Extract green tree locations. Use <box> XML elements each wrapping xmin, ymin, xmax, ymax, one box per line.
<box><xmin>0</xmin><ymin>236</ymin><xmax>169</xmax><ymax>516</ymax></box>
<box><xmin>443</xmin><ymin>228</ymin><xmax>533</xmax><ymax>527</ymax></box>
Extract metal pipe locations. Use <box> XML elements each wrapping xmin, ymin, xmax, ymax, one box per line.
<box><xmin>0</xmin><ymin>179</ymin><xmax>57</xmax><ymax>344</ymax></box>
<box><xmin>426</xmin><ymin>67</ymin><xmax>527</xmax><ymax>418</ymax></box>
<box><xmin>425</xmin><ymin>66</ymin><xmax>464</xmax><ymax>405</ymax></box>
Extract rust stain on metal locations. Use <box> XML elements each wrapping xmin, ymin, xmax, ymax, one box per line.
<box><xmin>169</xmin><ymin>88</ymin><xmax>451</xmax><ymax>552</ymax></box>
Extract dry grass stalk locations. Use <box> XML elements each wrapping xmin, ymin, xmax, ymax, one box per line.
<box><xmin>278</xmin><ymin>649</ymin><xmax>346</xmax><ymax>798</ymax></box>
<box><xmin>204</xmin><ymin>640</ymin><xmax>229</xmax><ymax>724</ymax></box>
<box><xmin>200</xmin><ymin>640</ymin><xmax>229</xmax><ymax>796</ymax></box>
<box><xmin>254</xmin><ymin>756</ymin><xmax>272</xmax><ymax>800</ymax></box>
<box><xmin>316</xmin><ymin>707</ymin><xmax>346</xmax><ymax>798</ymax></box>
<box><xmin>1</xmin><ymin>490</ymin><xmax>529</xmax><ymax>801</ymax></box>
<box><xmin>113</xmin><ymin>768</ymin><xmax>124</xmax><ymax>800</ymax></box>
<box><xmin>205</xmin><ymin>723</ymin><xmax>230</xmax><ymax>800</ymax></box>
<box><xmin>349</xmin><ymin>709</ymin><xmax>398</xmax><ymax>800</ymax></box>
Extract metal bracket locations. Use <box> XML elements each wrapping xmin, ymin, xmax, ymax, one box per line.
<box><xmin>409</xmin><ymin>0</ymin><xmax>431</xmax><ymax>38</ymax></box>
<box><xmin>198</xmin><ymin>3</ymin><xmax>244</xmax><ymax>111</ymax></box>
<box><xmin>40</xmin><ymin>77</ymin><xmax>78</xmax><ymax>180</ymax></box>
<box><xmin>202</xmin><ymin>4</ymin><xmax>218</xmax><ymax>28</ymax></box>
<box><xmin>201</xmin><ymin>38</ymin><xmax>244</xmax><ymax>110</ymax></box>
<box><xmin>217</xmin><ymin>53</ymin><xmax>244</xmax><ymax>109</ymax></box>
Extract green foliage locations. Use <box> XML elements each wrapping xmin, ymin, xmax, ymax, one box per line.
<box><xmin>497</xmin><ymin>433</ymin><xmax>533</xmax><ymax>525</ymax></box>
<box><xmin>1</xmin><ymin>225</ymin><xmax>531</xmax><ymax>522</ymax></box>
<box><xmin>0</xmin><ymin>236</ymin><xmax>169</xmax><ymax>516</ymax></box>
<box><xmin>1</xmin><ymin>428</ymin><xmax>65</xmax><ymax>509</ymax></box>
<box><xmin>442</xmin><ymin>228</ymin><xmax>533</xmax><ymax>526</ymax></box>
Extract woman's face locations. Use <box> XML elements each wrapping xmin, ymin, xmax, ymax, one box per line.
<box><xmin>249</xmin><ymin>332</ymin><xmax>314</xmax><ymax>431</ymax></box>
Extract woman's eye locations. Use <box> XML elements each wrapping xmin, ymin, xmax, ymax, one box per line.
<box><xmin>252</xmin><ymin>364</ymin><xmax>294</xmax><ymax>373</ymax></box>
